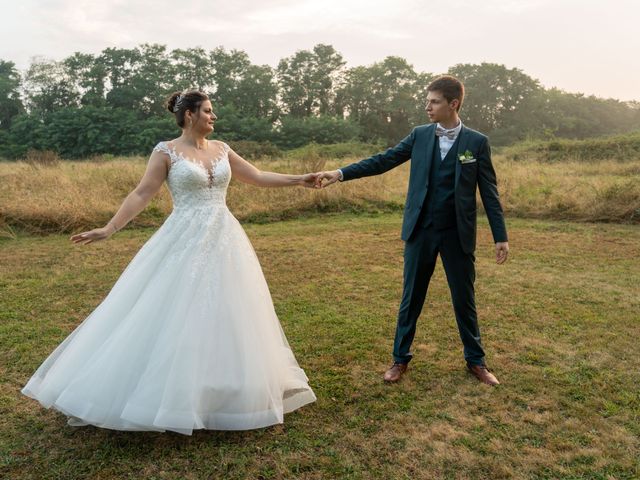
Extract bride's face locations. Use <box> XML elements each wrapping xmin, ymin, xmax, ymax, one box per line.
<box><xmin>187</xmin><ymin>100</ymin><xmax>217</xmax><ymax>134</ymax></box>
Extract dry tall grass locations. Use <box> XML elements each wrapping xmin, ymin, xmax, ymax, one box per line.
<box><xmin>495</xmin><ymin>157</ymin><xmax>640</xmax><ymax>223</ymax></box>
<box><xmin>0</xmin><ymin>153</ymin><xmax>407</xmax><ymax>236</ymax></box>
<box><xmin>501</xmin><ymin>131</ymin><xmax>640</xmax><ymax>162</ymax></box>
<box><xmin>1</xmin><ymin>151</ymin><xmax>639</xmax><ymax>236</ymax></box>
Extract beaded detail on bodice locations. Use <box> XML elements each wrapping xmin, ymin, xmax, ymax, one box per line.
<box><xmin>153</xmin><ymin>141</ymin><xmax>231</xmax><ymax>209</ymax></box>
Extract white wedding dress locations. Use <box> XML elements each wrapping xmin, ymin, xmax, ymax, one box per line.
<box><xmin>21</xmin><ymin>141</ymin><xmax>316</xmax><ymax>434</ymax></box>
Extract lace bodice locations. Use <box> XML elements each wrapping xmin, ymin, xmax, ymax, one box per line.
<box><xmin>153</xmin><ymin>141</ymin><xmax>231</xmax><ymax>210</ymax></box>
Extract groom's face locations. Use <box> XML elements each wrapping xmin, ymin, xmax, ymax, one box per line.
<box><xmin>425</xmin><ymin>91</ymin><xmax>457</xmax><ymax>124</ymax></box>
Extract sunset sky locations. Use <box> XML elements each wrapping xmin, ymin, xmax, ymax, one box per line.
<box><xmin>2</xmin><ymin>0</ymin><xmax>638</xmax><ymax>101</ymax></box>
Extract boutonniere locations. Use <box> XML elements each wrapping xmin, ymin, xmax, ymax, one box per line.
<box><xmin>458</xmin><ymin>150</ymin><xmax>476</xmax><ymax>164</ymax></box>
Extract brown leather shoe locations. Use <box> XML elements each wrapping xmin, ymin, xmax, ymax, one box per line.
<box><xmin>384</xmin><ymin>362</ymin><xmax>408</xmax><ymax>383</ymax></box>
<box><xmin>467</xmin><ymin>364</ymin><xmax>500</xmax><ymax>386</ymax></box>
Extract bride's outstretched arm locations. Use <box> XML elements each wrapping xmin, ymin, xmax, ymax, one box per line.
<box><xmin>70</xmin><ymin>151</ymin><xmax>169</xmax><ymax>244</ymax></box>
<box><xmin>228</xmin><ymin>149</ymin><xmax>320</xmax><ymax>188</ymax></box>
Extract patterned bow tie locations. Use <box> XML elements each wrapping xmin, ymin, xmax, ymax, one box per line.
<box><xmin>435</xmin><ymin>126</ymin><xmax>457</xmax><ymax>140</ymax></box>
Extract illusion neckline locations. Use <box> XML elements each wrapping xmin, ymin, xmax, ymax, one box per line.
<box><xmin>162</xmin><ymin>140</ymin><xmax>229</xmax><ymax>188</ymax></box>
<box><xmin>164</xmin><ymin>140</ymin><xmax>228</xmax><ymax>172</ymax></box>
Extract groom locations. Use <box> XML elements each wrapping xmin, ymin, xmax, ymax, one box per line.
<box><xmin>319</xmin><ymin>75</ymin><xmax>509</xmax><ymax>386</ymax></box>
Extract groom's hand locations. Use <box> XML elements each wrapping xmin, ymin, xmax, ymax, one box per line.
<box><xmin>495</xmin><ymin>242</ymin><xmax>509</xmax><ymax>264</ymax></box>
<box><xmin>317</xmin><ymin>170</ymin><xmax>342</xmax><ymax>188</ymax></box>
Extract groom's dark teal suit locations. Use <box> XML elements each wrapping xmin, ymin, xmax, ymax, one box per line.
<box><xmin>340</xmin><ymin>123</ymin><xmax>507</xmax><ymax>366</ymax></box>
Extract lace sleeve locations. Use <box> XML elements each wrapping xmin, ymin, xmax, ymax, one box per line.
<box><xmin>153</xmin><ymin>141</ymin><xmax>170</xmax><ymax>155</ymax></box>
<box><xmin>212</xmin><ymin>141</ymin><xmax>230</xmax><ymax>155</ymax></box>
<box><xmin>153</xmin><ymin>141</ymin><xmax>177</xmax><ymax>166</ymax></box>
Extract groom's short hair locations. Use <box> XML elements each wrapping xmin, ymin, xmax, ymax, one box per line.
<box><xmin>427</xmin><ymin>76</ymin><xmax>464</xmax><ymax>112</ymax></box>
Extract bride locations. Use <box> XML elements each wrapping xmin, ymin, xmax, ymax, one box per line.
<box><xmin>21</xmin><ymin>90</ymin><xmax>318</xmax><ymax>434</ymax></box>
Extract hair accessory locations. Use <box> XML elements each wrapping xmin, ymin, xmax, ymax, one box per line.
<box><xmin>173</xmin><ymin>94</ymin><xmax>184</xmax><ymax>113</ymax></box>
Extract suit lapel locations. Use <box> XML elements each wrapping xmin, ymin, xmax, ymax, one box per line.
<box><xmin>454</xmin><ymin>126</ymin><xmax>470</xmax><ymax>188</ymax></box>
<box><xmin>423</xmin><ymin>124</ymin><xmax>437</xmax><ymax>182</ymax></box>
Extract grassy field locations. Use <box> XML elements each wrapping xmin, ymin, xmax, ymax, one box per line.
<box><xmin>1</xmin><ymin>214</ymin><xmax>638</xmax><ymax>479</ymax></box>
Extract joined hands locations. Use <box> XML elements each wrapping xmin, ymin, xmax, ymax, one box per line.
<box><xmin>303</xmin><ymin>170</ymin><xmax>341</xmax><ymax>189</ymax></box>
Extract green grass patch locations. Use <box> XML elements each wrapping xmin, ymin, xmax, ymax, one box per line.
<box><xmin>1</xmin><ymin>214</ymin><xmax>639</xmax><ymax>479</ymax></box>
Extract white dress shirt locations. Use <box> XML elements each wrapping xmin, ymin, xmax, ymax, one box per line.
<box><xmin>437</xmin><ymin>121</ymin><xmax>463</xmax><ymax>159</ymax></box>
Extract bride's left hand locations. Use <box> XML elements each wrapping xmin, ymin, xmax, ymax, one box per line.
<box><xmin>299</xmin><ymin>173</ymin><xmax>322</xmax><ymax>189</ymax></box>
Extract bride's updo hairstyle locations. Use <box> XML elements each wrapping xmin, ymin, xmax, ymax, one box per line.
<box><xmin>166</xmin><ymin>90</ymin><xmax>209</xmax><ymax>128</ymax></box>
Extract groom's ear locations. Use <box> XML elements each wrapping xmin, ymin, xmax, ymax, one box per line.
<box><xmin>449</xmin><ymin>98</ymin><xmax>460</xmax><ymax>112</ymax></box>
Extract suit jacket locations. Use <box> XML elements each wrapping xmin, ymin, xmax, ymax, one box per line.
<box><xmin>340</xmin><ymin>123</ymin><xmax>508</xmax><ymax>253</ymax></box>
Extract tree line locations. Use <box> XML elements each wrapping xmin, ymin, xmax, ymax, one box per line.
<box><xmin>1</xmin><ymin>43</ymin><xmax>639</xmax><ymax>159</ymax></box>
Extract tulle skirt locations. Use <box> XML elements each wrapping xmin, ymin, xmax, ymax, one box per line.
<box><xmin>21</xmin><ymin>204</ymin><xmax>316</xmax><ymax>434</ymax></box>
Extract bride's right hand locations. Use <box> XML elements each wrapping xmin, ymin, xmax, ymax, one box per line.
<box><xmin>70</xmin><ymin>226</ymin><xmax>113</xmax><ymax>245</ymax></box>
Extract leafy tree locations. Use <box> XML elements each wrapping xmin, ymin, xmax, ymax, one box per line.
<box><xmin>337</xmin><ymin>56</ymin><xmax>423</xmax><ymax>144</ymax></box>
<box><xmin>236</xmin><ymin>64</ymin><xmax>279</xmax><ymax>120</ymax></box>
<box><xmin>213</xmin><ymin>104</ymin><xmax>275</xmax><ymax>142</ymax></box>
<box><xmin>0</xmin><ymin>60</ymin><xmax>24</xmax><ymax>129</ymax></box>
<box><xmin>23</xmin><ymin>57</ymin><xmax>80</xmax><ymax>113</ymax></box>
<box><xmin>100</xmin><ymin>47</ymin><xmax>143</xmax><ymax>110</ymax></box>
<box><xmin>276</xmin><ymin>115</ymin><xmax>362</xmax><ymax>149</ymax></box>
<box><xmin>540</xmin><ymin>89</ymin><xmax>640</xmax><ymax>140</ymax></box>
<box><xmin>277</xmin><ymin>44</ymin><xmax>345</xmax><ymax>117</ymax></box>
<box><xmin>448</xmin><ymin>63</ymin><xmax>544</xmax><ymax>141</ymax></box>
<box><xmin>5</xmin><ymin>43</ymin><xmax>640</xmax><ymax>157</ymax></box>
<box><xmin>100</xmin><ymin>44</ymin><xmax>172</xmax><ymax>114</ymax></box>
<box><xmin>133</xmin><ymin>44</ymin><xmax>174</xmax><ymax>115</ymax></box>
<box><xmin>170</xmin><ymin>47</ymin><xmax>216</xmax><ymax>94</ymax></box>
<box><xmin>208</xmin><ymin>48</ymin><xmax>279</xmax><ymax>120</ymax></box>
<box><xmin>63</xmin><ymin>52</ymin><xmax>107</xmax><ymax>107</ymax></box>
<box><xmin>3</xmin><ymin>113</ymin><xmax>47</xmax><ymax>157</ymax></box>
<box><xmin>210</xmin><ymin>48</ymin><xmax>251</xmax><ymax>109</ymax></box>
